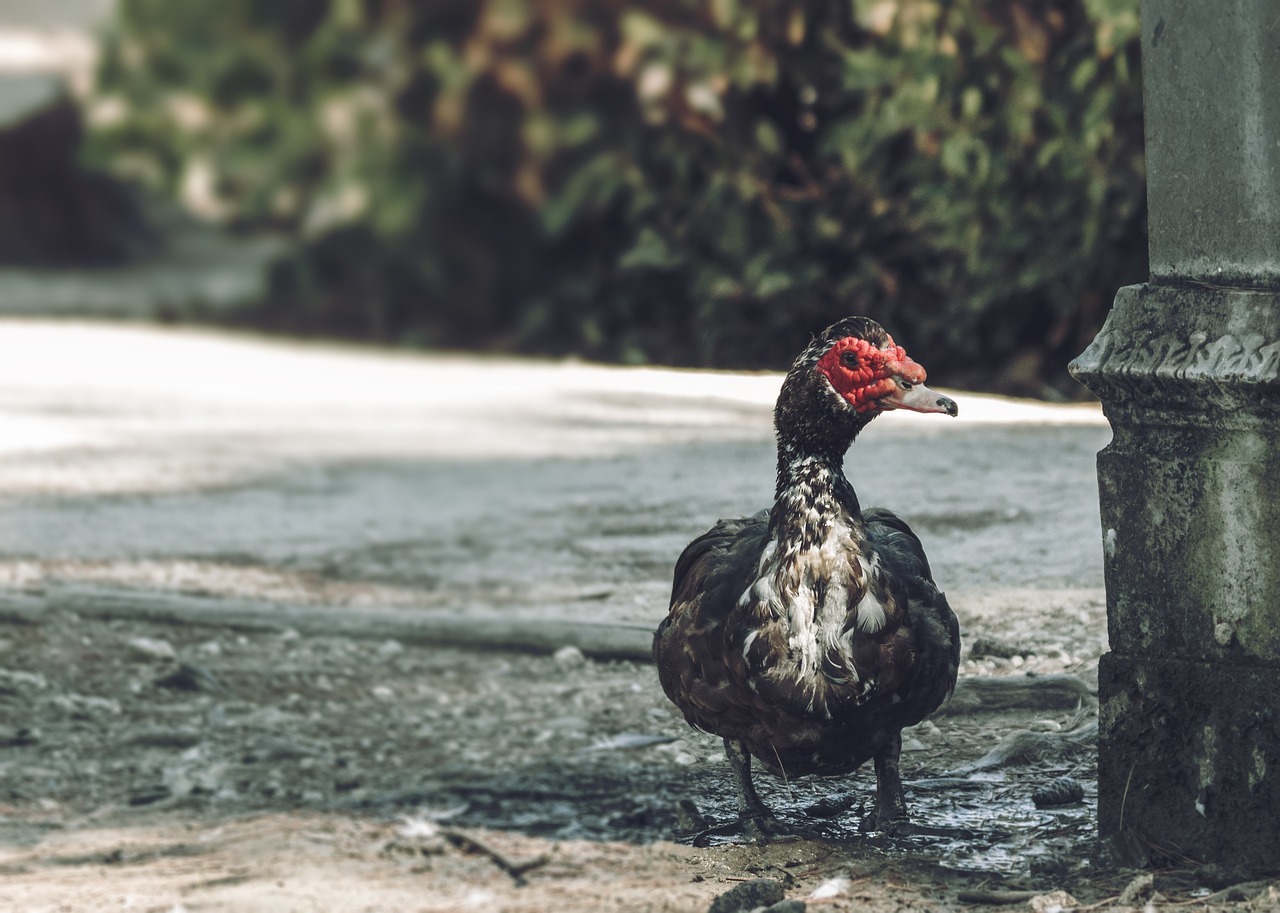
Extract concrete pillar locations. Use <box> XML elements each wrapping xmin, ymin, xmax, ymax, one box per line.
<box><xmin>1069</xmin><ymin>0</ymin><xmax>1280</xmax><ymax>866</ymax></box>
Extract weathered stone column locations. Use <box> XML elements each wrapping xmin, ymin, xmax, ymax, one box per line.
<box><xmin>1069</xmin><ymin>0</ymin><xmax>1280</xmax><ymax>866</ymax></box>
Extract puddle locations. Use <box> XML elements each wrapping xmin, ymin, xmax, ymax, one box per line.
<box><xmin>906</xmin><ymin>777</ymin><xmax>1095</xmax><ymax>874</ymax></box>
<box><xmin>369</xmin><ymin>760</ymin><xmax>1095</xmax><ymax>877</ymax></box>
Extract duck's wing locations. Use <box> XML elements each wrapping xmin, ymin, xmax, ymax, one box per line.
<box><xmin>653</xmin><ymin>511</ymin><xmax>770</xmax><ymax>725</ymax></box>
<box><xmin>862</xmin><ymin>506</ymin><xmax>961</xmax><ymax>707</ymax></box>
<box><xmin>665</xmin><ymin>510</ymin><xmax>770</xmax><ymax>612</ymax></box>
<box><xmin>862</xmin><ymin>507</ymin><xmax>937</xmax><ymax>583</ymax></box>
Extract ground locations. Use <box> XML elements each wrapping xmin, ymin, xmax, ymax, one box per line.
<box><xmin>1</xmin><ymin>321</ymin><xmax>1276</xmax><ymax>912</ymax></box>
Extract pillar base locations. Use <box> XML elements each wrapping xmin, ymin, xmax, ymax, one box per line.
<box><xmin>1072</xmin><ymin>282</ymin><xmax>1280</xmax><ymax>867</ymax></box>
<box><xmin>1099</xmin><ymin>651</ymin><xmax>1280</xmax><ymax>866</ymax></box>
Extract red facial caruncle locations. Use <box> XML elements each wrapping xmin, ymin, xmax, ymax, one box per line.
<box><xmin>815</xmin><ymin>335</ymin><xmax>928</xmax><ymax>413</ymax></box>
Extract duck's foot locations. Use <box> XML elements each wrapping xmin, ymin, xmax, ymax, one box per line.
<box><xmin>860</xmin><ymin>807</ymin><xmax>908</xmax><ymax>836</ymax></box>
<box><xmin>692</xmin><ymin>811</ymin><xmax>814</xmax><ymax>847</ymax></box>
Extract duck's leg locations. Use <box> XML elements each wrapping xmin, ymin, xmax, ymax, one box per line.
<box><xmin>869</xmin><ymin>730</ymin><xmax>982</xmax><ymax>838</ymax></box>
<box><xmin>871</xmin><ymin>730</ymin><xmax>909</xmax><ymax>832</ymax></box>
<box><xmin>725</xmin><ymin>738</ymin><xmax>780</xmax><ymax>834</ymax></box>
<box><xmin>691</xmin><ymin>739</ymin><xmax>786</xmax><ymax>845</ymax></box>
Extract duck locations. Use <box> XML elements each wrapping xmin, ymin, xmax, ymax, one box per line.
<box><xmin>653</xmin><ymin>316</ymin><xmax>961</xmax><ymax>839</ymax></box>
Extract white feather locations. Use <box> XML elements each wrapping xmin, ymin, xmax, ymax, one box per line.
<box><xmin>809</xmin><ymin>877</ymin><xmax>851</xmax><ymax>900</ymax></box>
<box><xmin>854</xmin><ymin>589</ymin><xmax>888</xmax><ymax>633</ymax></box>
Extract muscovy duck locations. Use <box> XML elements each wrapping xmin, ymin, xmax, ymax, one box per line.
<box><xmin>653</xmin><ymin>316</ymin><xmax>960</xmax><ymax>838</ymax></box>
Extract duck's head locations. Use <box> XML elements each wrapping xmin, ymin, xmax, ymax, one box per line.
<box><xmin>776</xmin><ymin>317</ymin><xmax>957</xmax><ymax>456</ymax></box>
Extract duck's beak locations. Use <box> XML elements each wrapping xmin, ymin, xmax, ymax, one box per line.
<box><xmin>880</xmin><ymin>380</ymin><xmax>958</xmax><ymax>416</ymax></box>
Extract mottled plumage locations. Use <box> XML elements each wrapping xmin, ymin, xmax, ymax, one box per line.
<box><xmin>653</xmin><ymin>317</ymin><xmax>961</xmax><ymax>836</ymax></box>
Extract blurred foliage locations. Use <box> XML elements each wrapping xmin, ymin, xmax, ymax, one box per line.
<box><xmin>88</xmin><ymin>0</ymin><xmax>1145</xmax><ymax>394</ymax></box>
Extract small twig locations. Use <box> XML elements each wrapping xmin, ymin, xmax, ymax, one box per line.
<box><xmin>769</xmin><ymin>740</ymin><xmax>794</xmax><ymax>800</ymax></box>
<box><xmin>1118</xmin><ymin>760</ymin><xmax>1136</xmax><ymax>833</ymax></box>
<box><xmin>440</xmin><ymin>828</ymin><xmax>549</xmax><ymax>886</ymax></box>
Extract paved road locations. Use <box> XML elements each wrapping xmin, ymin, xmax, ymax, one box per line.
<box><xmin>0</xmin><ymin>320</ymin><xmax>1110</xmax><ymax>628</ymax></box>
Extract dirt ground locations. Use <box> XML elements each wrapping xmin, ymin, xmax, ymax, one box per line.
<box><xmin>0</xmin><ymin>601</ymin><xmax>1095</xmax><ymax>912</ymax></box>
<box><xmin>1</xmin><ymin>321</ymin><xmax>1277</xmax><ymax>912</ymax></box>
<box><xmin>3</xmin><ymin>596</ymin><xmax>1274</xmax><ymax>913</ymax></box>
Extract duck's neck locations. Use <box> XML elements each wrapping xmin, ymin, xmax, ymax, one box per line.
<box><xmin>771</xmin><ymin>443</ymin><xmax>862</xmax><ymax>541</ymax></box>
<box><xmin>768</xmin><ymin>374</ymin><xmax>871</xmax><ymax>551</ymax></box>
<box><xmin>775</xmin><ymin>434</ymin><xmax>859</xmax><ymax>505</ymax></box>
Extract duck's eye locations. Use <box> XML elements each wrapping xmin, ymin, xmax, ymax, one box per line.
<box><xmin>899</xmin><ymin>379</ymin><xmax>914</xmax><ymax>391</ymax></box>
<box><xmin>840</xmin><ymin>351</ymin><xmax>859</xmax><ymax>369</ymax></box>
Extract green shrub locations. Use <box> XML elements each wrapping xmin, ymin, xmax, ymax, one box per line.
<box><xmin>89</xmin><ymin>0</ymin><xmax>1144</xmax><ymax>394</ymax></box>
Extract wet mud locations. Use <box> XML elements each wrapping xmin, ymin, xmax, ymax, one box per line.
<box><xmin>2</xmin><ymin>605</ymin><xmax>1098</xmax><ymax>884</ymax></box>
